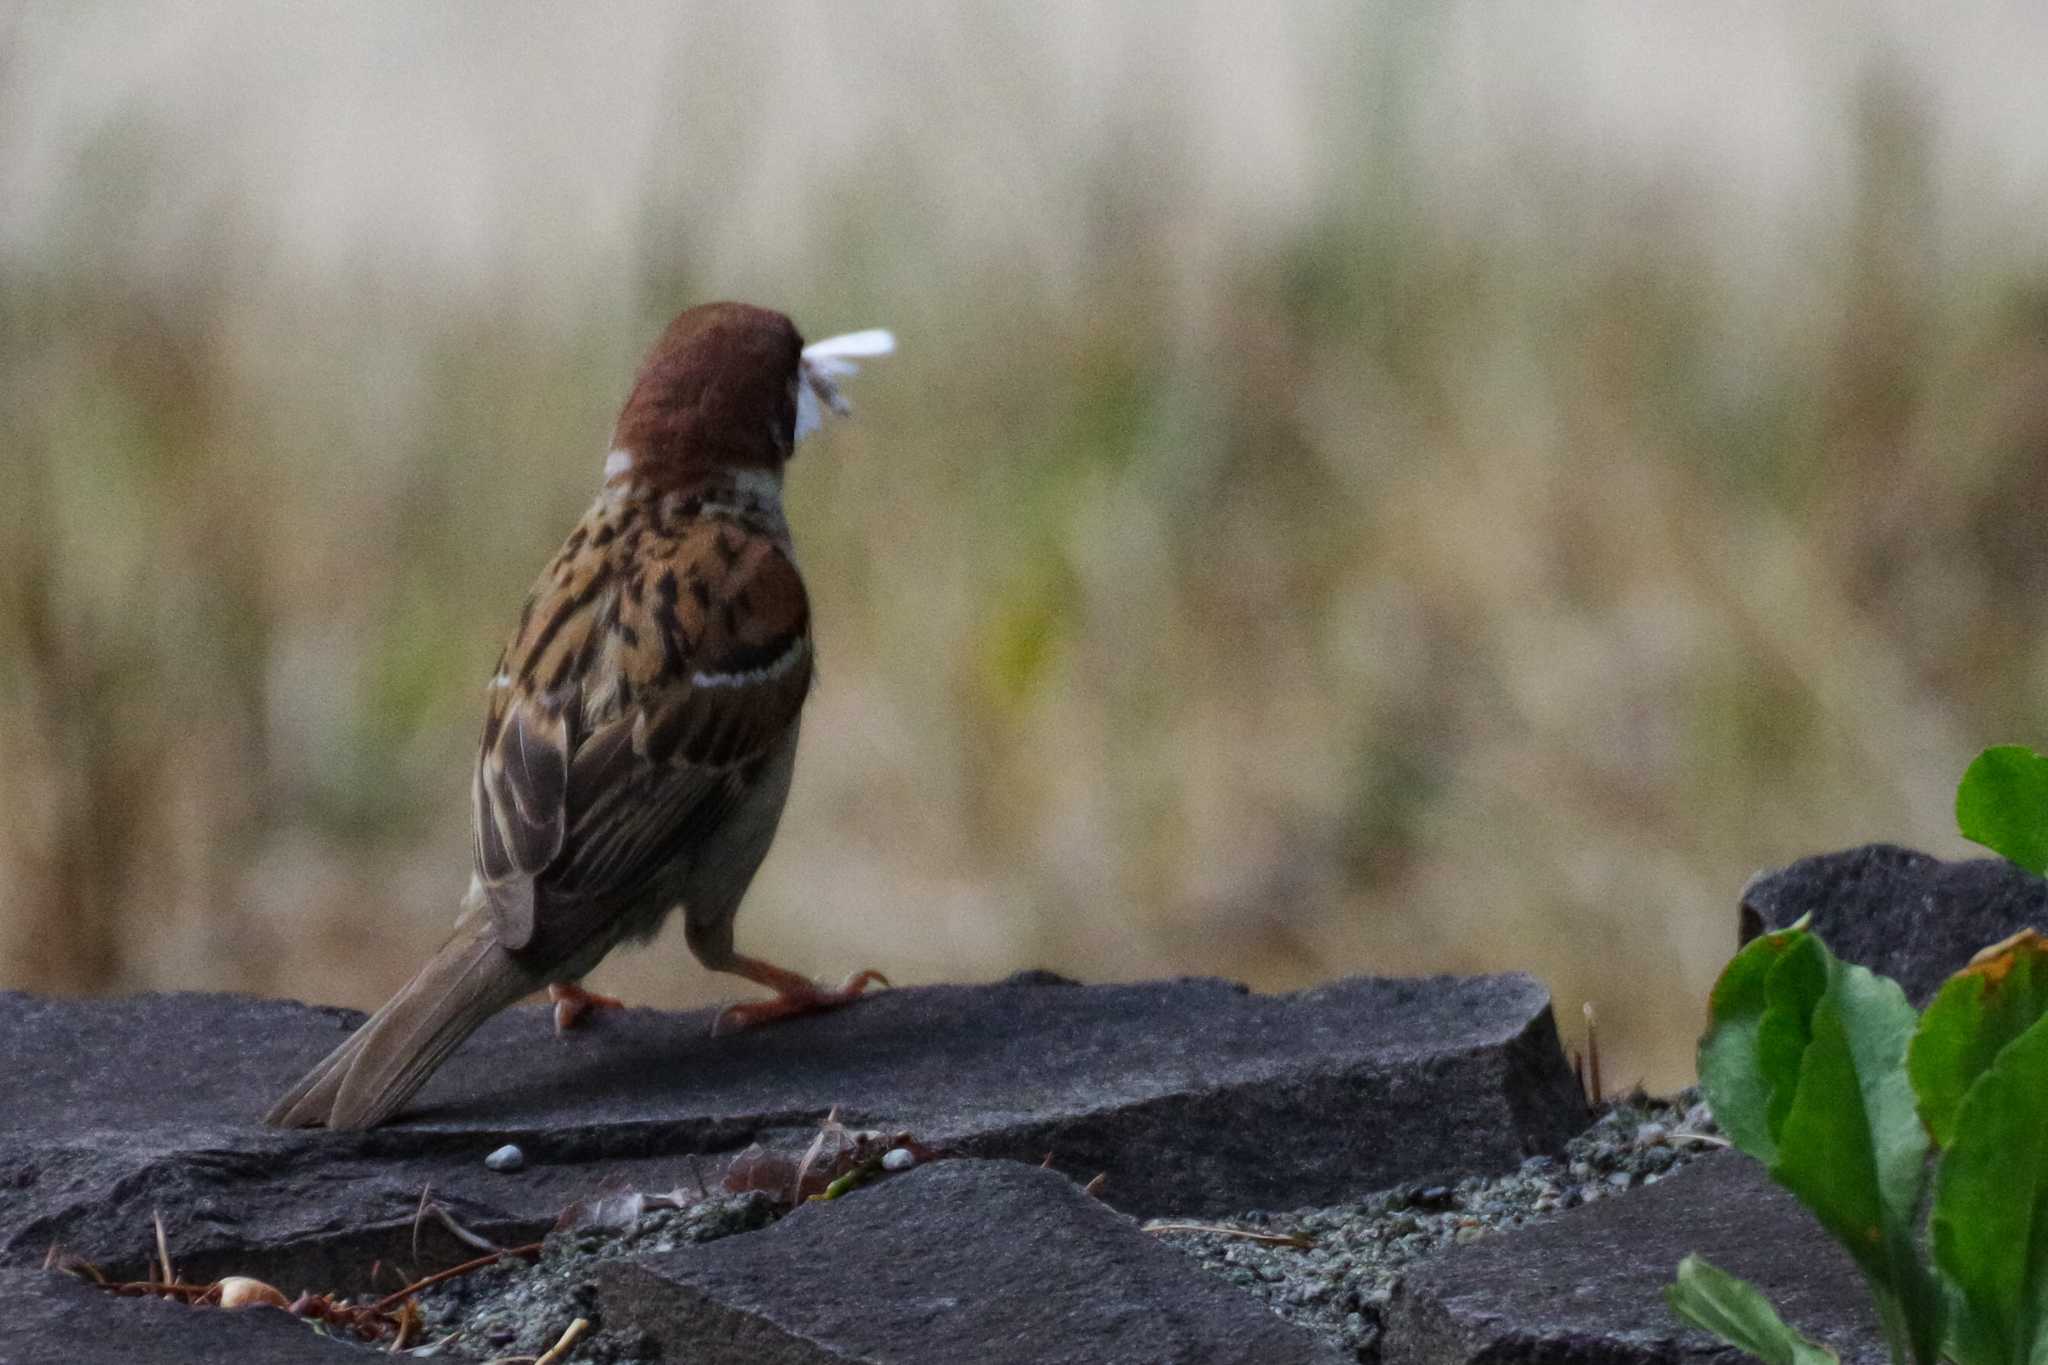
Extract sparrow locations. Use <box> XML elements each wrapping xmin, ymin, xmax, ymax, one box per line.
<box><xmin>265</xmin><ymin>302</ymin><xmax>895</xmax><ymax>1130</ymax></box>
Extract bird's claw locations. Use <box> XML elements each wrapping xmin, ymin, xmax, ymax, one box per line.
<box><xmin>549</xmin><ymin>981</ymin><xmax>627</xmax><ymax>1035</ymax></box>
<box><xmin>711</xmin><ymin>969</ymin><xmax>889</xmax><ymax>1036</ymax></box>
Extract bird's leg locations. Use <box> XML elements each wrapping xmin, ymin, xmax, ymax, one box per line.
<box><xmin>547</xmin><ymin>980</ymin><xmax>626</xmax><ymax>1034</ymax></box>
<box><xmin>686</xmin><ymin>916</ymin><xmax>887</xmax><ymax>1036</ymax></box>
<box><xmin>711</xmin><ymin>959</ymin><xmax>889</xmax><ymax>1035</ymax></box>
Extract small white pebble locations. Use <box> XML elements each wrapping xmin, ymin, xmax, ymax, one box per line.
<box><xmin>881</xmin><ymin>1147</ymin><xmax>916</xmax><ymax>1172</ymax></box>
<box><xmin>1635</xmin><ymin>1122</ymin><xmax>1670</xmax><ymax>1146</ymax></box>
<box><xmin>485</xmin><ymin>1144</ymin><xmax>525</xmax><ymax>1172</ymax></box>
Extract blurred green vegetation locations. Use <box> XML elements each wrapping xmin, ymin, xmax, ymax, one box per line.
<box><xmin>4</xmin><ymin>8</ymin><xmax>2047</xmax><ymax>1090</ymax></box>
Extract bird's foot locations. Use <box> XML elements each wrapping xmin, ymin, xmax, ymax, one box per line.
<box><xmin>548</xmin><ymin>981</ymin><xmax>627</xmax><ymax>1034</ymax></box>
<box><xmin>712</xmin><ymin>969</ymin><xmax>889</xmax><ymax>1037</ymax></box>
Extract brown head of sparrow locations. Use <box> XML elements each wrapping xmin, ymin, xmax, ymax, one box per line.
<box><xmin>266</xmin><ymin>302</ymin><xmax>894</xmax><ymax>1130</ymax></box>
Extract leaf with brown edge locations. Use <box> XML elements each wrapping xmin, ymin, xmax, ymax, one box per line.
<box><xmin>1929</xmin><ymin>1010</ymin><xmax>2048</xmax><ymax>1365</ymax></box>
<box><xmin>1909</xmin><ymin>929</ymin><xmax>2048</xmax><ymax>1149</ymax></box>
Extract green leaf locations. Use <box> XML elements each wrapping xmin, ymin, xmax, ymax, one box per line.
<box><xmin>1910</xmin><ymin>931</ymin><xmax>2048</xmax><ymax>1148</ymax></box>
<box><xmin>1666</xmin><ymin>1254</ymin><xmax>1840</xmax><ymax>1365</ymax></box>
<box><xmin>1930</xmin><ymin>1011</ymin><xmax>2048</xmax><ymax>1365</ymax></box>
<box><xmin>1957</xmin><ymin>745</ymin><xmax>2048</xmax><ymax>874</ymax></box>
<box><xmin>1757</xmin><ymin>936</ymin><xmax>1831</xmax><ymax>1146</ymax></box>
<box><xmin>1699</xmin><ymin>927</ymin><xmax>1813</xmax><ymax>1164</ymax></box>
<box><xmin>1697</xmin><ymin>927</ymin><xmax>1942</xmax><ymax>1364</ymax></box>
<box><xmin>1770</xmin><ymin>964</ymin><xmax>1936</xmax><ymax>1362</ymax></box>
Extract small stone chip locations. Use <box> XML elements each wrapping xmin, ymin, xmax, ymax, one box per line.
<box><xmin>485</xmin><ymin>1144</ymin><xmax>526</xmax><ymax>1172</ymax></box>
<box><xmin>881</xmin><ymin>1147</ymin><xmax>916</xmax><ymax>1172</ymax></box>
<box><xmin>217</xmin><ymin>1276</ymin><xmax>289</xmax><ymax>1310</ymax></box>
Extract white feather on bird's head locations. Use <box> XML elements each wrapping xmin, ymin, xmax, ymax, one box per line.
<box><xmin>795</xmin><ymin>328</ymin><xmax>895</xmax><ymax>444</ymax></box>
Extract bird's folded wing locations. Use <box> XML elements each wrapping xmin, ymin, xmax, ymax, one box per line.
<box><xmin>471</xmin><ymin>521</ymin><xmax>812</xmax><ymax>958</ymax></box>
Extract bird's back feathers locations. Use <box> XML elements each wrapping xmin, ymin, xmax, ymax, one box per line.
<box><xmin>474</xmin><ymin>492</ymin><xmax>812</xmax><ymax>960</ymax></box>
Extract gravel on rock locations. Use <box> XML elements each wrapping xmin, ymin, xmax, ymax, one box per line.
<box><xmin>1148</xmin><ymin>1090</ymin><xmax>1720</xmax><ymax>1362</ymax></box>
<box><xmin>418</xmin><ymin>1194</ymin><xmax>778</xmax><ymax>1362</ymax></box>
<box><xmin>414</xmin><ymin>1092</ymin><xmax>1717</xmax><ymax>1363</ymax></box>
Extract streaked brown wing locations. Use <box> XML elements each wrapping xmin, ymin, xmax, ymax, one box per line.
<box><xmin>471</xmin><ymin>514</ymin><xmax>812</xmax><ymax>959</ymax></box>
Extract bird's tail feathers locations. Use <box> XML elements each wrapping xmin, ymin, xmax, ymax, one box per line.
<box><xmin>264</xmin><ymin>926</ymin><xmax>538</xmax><ymax>1130</ymax></box>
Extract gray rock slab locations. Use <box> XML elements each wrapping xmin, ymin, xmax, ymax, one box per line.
<box><xmin>4</xmin><ymin>972</ymin><xmax>1584</xmax><ymax>1294</ymax></box>
<box><xmin>1742</xmin><ymin>843</ymin><xmax>2048</xmax><ymax>1004</ymax></box>
<box><xmin>597</xmin><ymin>1158</ymin><xmax>1349</xmax><ymax>1365</ymax></box>
<box><xmin>5</xmin><ymin>1267</ymin><xmax>358</xmax><ymax>1365</ymax></box>
<box><xmin>1380</xmin><ymin>1152</ymin><xmax>1884</xmax><ymax>1365</ymax></box>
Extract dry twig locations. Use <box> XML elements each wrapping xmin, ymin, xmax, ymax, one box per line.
<box><xmin>1142</xmin><ymin>1221</ymin><xmax>1317</xmax><ymax>1249</ymax></box>
<box><xmin>153</xmin><ymin>1209</ymin><xmax>174</xmax><ymax>1288</ymax></box>
<box><xmin>1582</xmin><ymin>1001</ymin><xmax>1603</xmax><ymax>1106</ymax></box>
<box><xmin>533</xmin><ymin>1317</ymin><xmax>591</xmax><ymax>1365</ymax></box>
<box><xmin>367</xmin><ymin>1242</ymin><xmax>544</xmax><ymax>1315</ymax></box>
<box><xmin>60</xmin><ymin>1212</ymin><xmax>546</xmax><ymax>1347</ymax></box>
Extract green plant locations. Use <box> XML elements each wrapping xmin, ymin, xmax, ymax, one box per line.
<box><xmin>1668</xmin><ymin>923</ymin><xmax>2048</xmax><ymax>1364</ymax></box>
<box><xmin>1957</xmin><ymin>745</ymin><xmax>2048</xmax><ymax>874</ymax></box>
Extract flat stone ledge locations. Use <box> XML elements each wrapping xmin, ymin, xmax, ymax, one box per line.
<box><xmin>597</xmin><ymin>1158</ymin><xmax>1350</xmax><ymax>1364</ymax></box>
<box><xmin>1380</xmin><ymin>1152</ymin><xmax>1884</xmax><ymax>1365</ymax></box>
<box><xmin>5</xmin><ymin>1267</ymin><xmax>358</xmax><ymax>1365</ymax></box>
<box><xmin>1741</xmin><ymin>843</ymin><xmax>2048</xmax><ymax>1004</ymax></box>
<box><xmin>4</xmin><ymin>972</ymin><xmax>1586</xmax><ymax>1292</ymax></box>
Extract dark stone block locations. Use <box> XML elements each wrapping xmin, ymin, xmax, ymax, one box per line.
<box><xmin>597</xmin><ymin>1158</ymin><xmax>1349</xmax><ymax>1364</ymax></box>
<box><xmin>3</xmin><ymin>973</ymin><xmax>1585</xmax><ymax>1295</ymax></box>
<box><xmin>1740</xmin><ymin>843</ymin><xmax>2048</xmax><ymax>1003</ymax></box>
<box><xmin>1381</xmin><ymin>1152</ymin><xmax>1884</xmax><ymax>1365</ymax></box>
<box><xmin>5</xmin><ymin>1267</ymin><xmax>358</xmax><ymax>1365</ymax></box>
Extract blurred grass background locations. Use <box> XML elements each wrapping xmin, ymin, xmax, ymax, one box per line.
<box><xmin>5</xmin><ymin>3</ymin><xmax>2048</xmax><ymax>1092</ymax></box>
